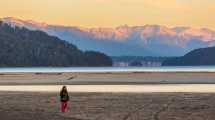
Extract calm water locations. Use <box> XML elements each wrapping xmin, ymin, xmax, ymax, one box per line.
<box><xmin>0</xmin><ymin>66</ymin><xmax>215</xmax><ymax>73</ymax></box>
<box><xmin>1</xmin><ymin>84</ymin><xmax>215</xmax><ymax>93</ymax></box>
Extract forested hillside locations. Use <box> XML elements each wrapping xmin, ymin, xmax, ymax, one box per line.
<box><xmin>0</xmin><ymin>21</ymin><xmax>112</xmax><ymax>67</ymax></box>
<box><xmin>162</xmin><ymin>47</ymin><xmax>215</xmax><ymax>66</ymax></box>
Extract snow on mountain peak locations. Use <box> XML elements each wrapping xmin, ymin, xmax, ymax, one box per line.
<box><xmin>1</xmin><ymin>17</ymin><xmax>48</xmax><ymax>30</ymax></box>
<box><xmin>142</xmin><ymin>25</ymin><xmax>177</xmax><ymax>36</ymax></box>
<box><xmin>81</xmin><ymin>26</ymin><xmax>130</xmax><ymax>40</ymax></box>
<box><xmin>2</xmin><ymin>17</ymin><xmax>215</xmax><ymax>42</ymax></box>
<box><xmin>179</xmin><ymin>28</ymin><xmax>215</xmax><ymax>41</ymax></box>
<box><xmin>2</xmin><ymin>17</ymin><xmax>26</xmax><ymax>28</ymax></box>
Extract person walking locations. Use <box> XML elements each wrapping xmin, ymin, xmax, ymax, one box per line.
<box><xmin>60</xmin><ymin>86</ymin><xmax>70</xmax><ymax>113</ymax></box>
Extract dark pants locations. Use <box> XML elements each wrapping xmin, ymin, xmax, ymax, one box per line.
<box><xmin>61</xmin><ymin>101</ymin><xmax>68</xmax><ymax>112</ymax></box>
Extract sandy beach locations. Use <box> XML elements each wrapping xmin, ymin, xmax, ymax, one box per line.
<box><xmin>0</xmin><ymin>92</ymin><xmax>215</xmax><ymax>120</ymax></box>
<box><xmin>1</xmin><ymin>72</ymin><xmax>215</xmax><ymax>120</ymax></box>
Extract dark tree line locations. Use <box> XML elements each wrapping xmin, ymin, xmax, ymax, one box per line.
<box><xmin>0</xmin><ymin>21</ymin><xmax>112</xmax><ymax>67</ymax></box>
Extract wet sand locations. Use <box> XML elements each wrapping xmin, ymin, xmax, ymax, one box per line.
<box><xmin>1</xmin><ymin>72</ymin><xmax>215</xmax><ymax>120</ymax></box>
<box><xmin>0</xmin><ymin>72</ymin><xmax>215</xmax><ymax>85</ymax></box>
<box><xmin>0</xmin><ymin>92</ymin><xmax>215</xmax><ymax>120</ymax></box>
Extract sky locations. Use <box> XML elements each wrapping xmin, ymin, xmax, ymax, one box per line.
<box><xmin>0</xmin><ymin>0</ymin><xmax>214</xmax><ymax>29</ymax></box>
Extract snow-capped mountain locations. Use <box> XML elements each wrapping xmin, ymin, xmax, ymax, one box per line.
<box><xmin>2</xmin><ymin>17</ymin><xmax>215</xmax><ymax>56</ymax></box>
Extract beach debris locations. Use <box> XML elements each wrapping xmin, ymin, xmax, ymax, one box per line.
<box><xmin>67</xmin><ymin>76</ymin><xmax>77</xmax><ymax>80</ymax></box>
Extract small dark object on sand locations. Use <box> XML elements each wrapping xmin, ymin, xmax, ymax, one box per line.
<box><xmin>67</xmin><ymin>76</ymin><xmax>77</xmax><ymax>80</ymax></box>
<box><xmin>35</xmin><ymin>73</ymin><xmax>62</xmax><ymax>75</ymax></box>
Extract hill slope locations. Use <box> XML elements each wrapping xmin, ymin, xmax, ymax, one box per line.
<box><xmin>162</xmin><ymin>47</ymin><xmax>215</xmax><ymax>66</ymax></box>
<box><xmin>0</xmin><ymin>21</ymin><xmax>112</xmax><ymax>67</ymax></box>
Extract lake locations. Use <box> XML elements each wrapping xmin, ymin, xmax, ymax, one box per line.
<box><xmin>1</xmin><ymin>84</ymin><xmax>215</xmax><ymax>93</ymax></box>
<box><xmin>1</xmin><ymin>66</ymin><xmax>215</xmax><ymax>73</ymax></box>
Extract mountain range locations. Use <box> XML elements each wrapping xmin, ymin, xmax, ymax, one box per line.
<box><xmin>2</xmin><ymin>17</ymin><xmax>215</xmax><ymax>57</ymax></box>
